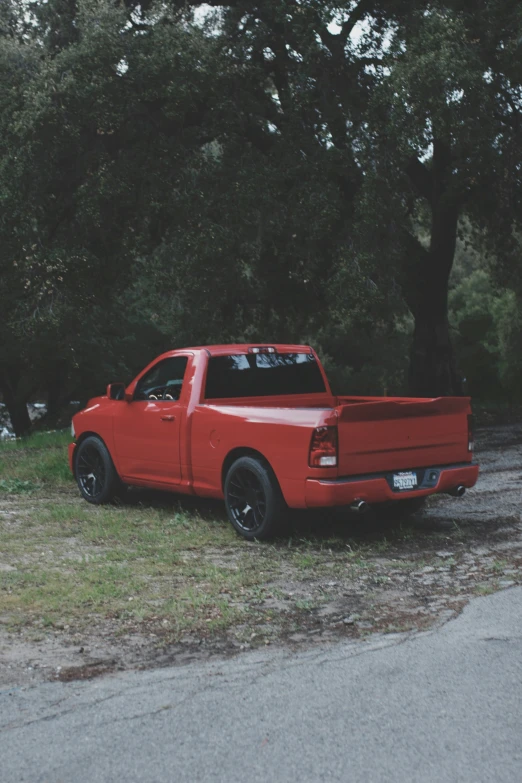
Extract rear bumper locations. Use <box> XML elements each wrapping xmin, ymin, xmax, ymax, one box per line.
<box><xmin>305</xmin><ymin>462</ymin><xmax>479</xmax><ymax>508</ymax></box>
<box><xmin>68</xmin><ymin>442</ymin><xmax>76</xmax><ymax>475</ymax></box>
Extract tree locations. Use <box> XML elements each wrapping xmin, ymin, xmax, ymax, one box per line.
<box><xmin>0</xmin><ymin>0</ymin><xmax>222</xmax><ymax>433</ymax></box>
<box><xmin>1</xmin><ymin>0</ymin><xmax>520</xmax><ymax>437</ymax></box>
<box><xmin>365</xmin><ymin>1</ymin><xmax>522</xmax><ymax>395</ymax></box>
<box><xmin>171</xmin><ymin>0</ymin><xmax>522</xmax><ymax>395</ymax></box>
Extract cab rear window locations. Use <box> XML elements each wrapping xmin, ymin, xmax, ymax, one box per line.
<box><xmin>205</xmin><ymin>353</ymin><xmax>326</xmax><ymax>398</ymax></box>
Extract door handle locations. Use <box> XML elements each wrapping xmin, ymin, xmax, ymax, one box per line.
<box><xmin>161</xmin><ymin>415</ymin><xmax>176</xmax><ymax>422</ymax></box>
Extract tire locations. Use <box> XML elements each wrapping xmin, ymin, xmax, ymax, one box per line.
<box><xmin>224</xmin><ymin>456</ymin><xmax>287</xmax><ymax>541</ymax></box>
<box><xmin>74</xmin><ymin>436</ymin><xmax>121</xmax><ymax>505</ymax></box>
<box><xmin>374</xmin><ymin>496</ymin><xmax>426</xmax><ymax>521</ymax></box>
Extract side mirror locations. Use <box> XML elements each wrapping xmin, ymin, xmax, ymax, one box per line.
<box><xmin>107</xmin><ymin>382</ymin><xmax>126</xmax><ymax>401</ymax></box>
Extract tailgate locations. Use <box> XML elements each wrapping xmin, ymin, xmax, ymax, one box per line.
<box><xmin>336</xmin><ymin>397</ymin><xmax>471</xmax><ymax>476</ymax></box>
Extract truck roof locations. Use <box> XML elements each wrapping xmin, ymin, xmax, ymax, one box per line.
<box><xmin>175</xmin><ymin>344</ymin><xmax>314</xmax><ymax>356</ymax></box>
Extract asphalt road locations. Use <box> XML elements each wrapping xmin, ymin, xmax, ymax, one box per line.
<box><xmin>1</xmin><ymin>587</ymin><xmax>521</xmax><ymax>783</ymax></box>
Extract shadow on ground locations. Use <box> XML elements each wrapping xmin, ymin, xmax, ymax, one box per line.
<box><xmin>117</xmin><ymin>484</ymin><xmax>514</xmax><ymax>554</ymax></box>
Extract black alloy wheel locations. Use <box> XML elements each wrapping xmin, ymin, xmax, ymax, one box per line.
<box><xmin>75</xmin><ymin>436</ymin><xmax>120</xmax><ymax>504</ymax></box>
<box><xmin>77</xmin><ymin>443</ymin><xmax>106</xmax><ymax>499</ymax></box>
<box><xmin>227</xmin><ymin>467</ymin><xmax>267</xmax><ymax>533</ymax></box>
<box><xmin>224</xmin><ymin>456</ymin><xmax>286</xmax><ymax>540</ymax></box>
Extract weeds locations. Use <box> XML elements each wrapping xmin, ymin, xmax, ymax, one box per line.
<box><xmin>0</xmin><ymin>479</ymin><xmax>41</xmax><ymax>494</ymax></box>
<box><xmin>0</xmin><ymin>430</ymin><xmax>72</xmax><ymax>487</ymax></box>
<box><xmin>475</xmin><ymin>583</ymin><xmax>497</xmax><ymax>596</ymax></box>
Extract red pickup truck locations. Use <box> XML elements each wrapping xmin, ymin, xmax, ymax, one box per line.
<box><xmin>69</xmin><ymin>344</ymin><xmax>478</xmax><ymax>539</ymax></box>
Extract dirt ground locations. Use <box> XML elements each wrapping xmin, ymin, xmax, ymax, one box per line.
<box><xmin>1</xmin><ymin>423</ymin><xmax>521</xmax><ymax>686</ymax></box>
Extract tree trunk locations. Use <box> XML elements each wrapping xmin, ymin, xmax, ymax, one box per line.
<box><xmin>0</xmin><ymin>375</ymin><xmax>32</xmax><ymax>437</ymax></box>
<box><xmin>408</xmin><ymin>199</ymin><xmax>462</xmax><ymax>396</ymax></box>
<box><xmin>46</xmin><ymin>362</ymin><xmax>69</xmax><ymax>417</ymax></box>
<box><xmin>408</xmin><ymin>295</ymin><xmax>462</xmax><ymax>397</ymax></box>
<box><xmin>406</xmin><ymin>138</ymin><xmax>463</xmax><ymax>397</ymax></box>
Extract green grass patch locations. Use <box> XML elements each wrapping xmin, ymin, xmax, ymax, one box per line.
<box><xmin>0</xmin><ymin>478</ymin><xmax>41</xmax><ymax>494</ymax></box>
<box><xmin>0</xmin><ymin>429</ymin><xmax>71</xmax><ymax>452</ymax></box>
<box><xmin>475</xmin><ymin>582</ymin><xmax>497</xmax><ymax>596</ymax></box>
<box><xmin>0</xmin><ymin>429</ymin><xmax>72</xmax><ymax>488</ymax></box>
<box><xmin>0</xmin><ymin>435</ymin><xmax>280</xmax><ymax>638</ymax></box>
<box><xmin>0</xmin><ymin>494</ymin><xmax>266</xmax><ymax>636</ymax></box>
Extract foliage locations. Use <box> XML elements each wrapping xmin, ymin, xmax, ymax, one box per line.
<box><xmin>449</xmin><ymin>231</ymin><xmax>522</xmax><ymax>401</ymax></box>
<box><xmin>355</xmin><ymin>1</ymin><xmax>522</xmax><ymax>394</ymax></box>
<box><xmin>0</xmin><ymin>0</ymin><xmax>521</xmax><ymax>434</ymax></box>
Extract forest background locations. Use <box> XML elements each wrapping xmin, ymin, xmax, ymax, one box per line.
<box><xmin>1</xmin><ymin>0</ymin><xmax>521</xmax><ymax>435</ymax></box>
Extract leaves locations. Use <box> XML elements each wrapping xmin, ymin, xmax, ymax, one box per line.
<box><xmin>0</xmin><ymin>0</ymin><xmax>521</xmax><ymax>423</ymax></box>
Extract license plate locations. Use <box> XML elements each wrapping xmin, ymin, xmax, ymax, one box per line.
<box><xmin>393</xmin><ymin>471</ymin><xmax>418</xmax><ymax>491</ymax></box>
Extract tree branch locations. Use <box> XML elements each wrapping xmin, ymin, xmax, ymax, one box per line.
<box><xmin>340</xmin><ymin>0</ymin><xmax>374</xmax><ymax>41</ymax></box>
<box><xmin>405</xmin><ymin>157</ymin><xmax>433</xmax><ymax>205</ymax></box>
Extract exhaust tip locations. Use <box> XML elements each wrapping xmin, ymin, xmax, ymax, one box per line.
<box><xmin>448</xmin><ymin>485</ymin><xmax>466</xmax><ymax>498</ymax></box>
<box><xmin>350</xmin><ymin>498</ymin><xmax>370</xmax><ymax>514</ymax></box>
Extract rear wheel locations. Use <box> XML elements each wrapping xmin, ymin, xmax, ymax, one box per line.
<box><xmin>75</xmin><ymin>436</ymin><xmax>121</xmax><ymax>504</ymax></box>
<box><xmin>224</xmin><ymin>456</ymin><xmax>286</xmax><ymax>541</ymax></box>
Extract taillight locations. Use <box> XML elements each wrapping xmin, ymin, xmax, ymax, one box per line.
<box><xmin>468</xmin><ymin>414</ymin><xmax>475</xmax><ymax>452</ymax></box>
<box><xmin>309</xmin><ymin>426</ymin><xmax>338</xmax><ymax>467</ymax></box>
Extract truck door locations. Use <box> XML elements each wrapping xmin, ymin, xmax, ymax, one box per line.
<box><xmin>112</xmin><ymin>355</ymin><xmax>189</xmax><ymax>484</ymax></box>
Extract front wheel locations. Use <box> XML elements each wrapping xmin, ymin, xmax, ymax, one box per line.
<box><xmin>224</xmin><ymin>456</ymin><xmax>286</xmax><ymax>541</ymax></box>
<box><xmin>74</xmin><ymin>436</ymin><xmax>121</xmax><ymax>504</ymax></box>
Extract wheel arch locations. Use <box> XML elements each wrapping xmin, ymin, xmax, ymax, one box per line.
<box><xmin>221</xmin><ymin>447</ymin><xmax>277</xmax><ymax>491</ymax></box>
<box><xmin>72</xmin><ymin>431</ymin><xmax>112</xmax><ymax>477</ymax></box>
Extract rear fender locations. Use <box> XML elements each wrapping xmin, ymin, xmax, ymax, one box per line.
<box><xmin>221</xmin><ymin>447</ymin><xmax>302</xmax><ymax>507</ymax></box>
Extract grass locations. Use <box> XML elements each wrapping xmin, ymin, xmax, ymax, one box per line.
<box><xmin>0</xmin><ymin>429</ymin><xmax>72</xmax><ymax>452</ymax></box>
<box><xmin>491</xmin><ymin>559</ymin><xmax>508</xmax><ymax>574</ymax></box>
<box><xmin>475</xmin><ymin>583</ymin><xmax>497</xmax><ymax>596</ymax></box>
<box><xmin>0</xmin><ymin>431</ymin><xmax>294</xmax><ymax>640</ymax></box>
<box><xmin>1</xmin><ymin>429</ymin><xmax>520</xmax><ymax>656</ymax></box>
<box><xmin>0</xmin><ymin>490</ymin><xmax>273</xmax><ymax>637</ymax></box>
<box><xmin>0</xmin><ymin>479</ymin><xmax>41</xmax><ymax>494</ymax></box>
<box><xmin>0</xmin><ymin>430</ymin><xmax>72</xmax><ymax>487</ymax></box>
<box><xmin>0</xmin><ymin>433</ymin><xmax>381</xmax><ymax>642</ymax></box>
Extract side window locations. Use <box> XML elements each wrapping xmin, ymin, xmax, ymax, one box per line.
<box><xmin>134</xmin><ymin>357</ymin><xmax>188</xmax><ymax>401</ymax></box>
